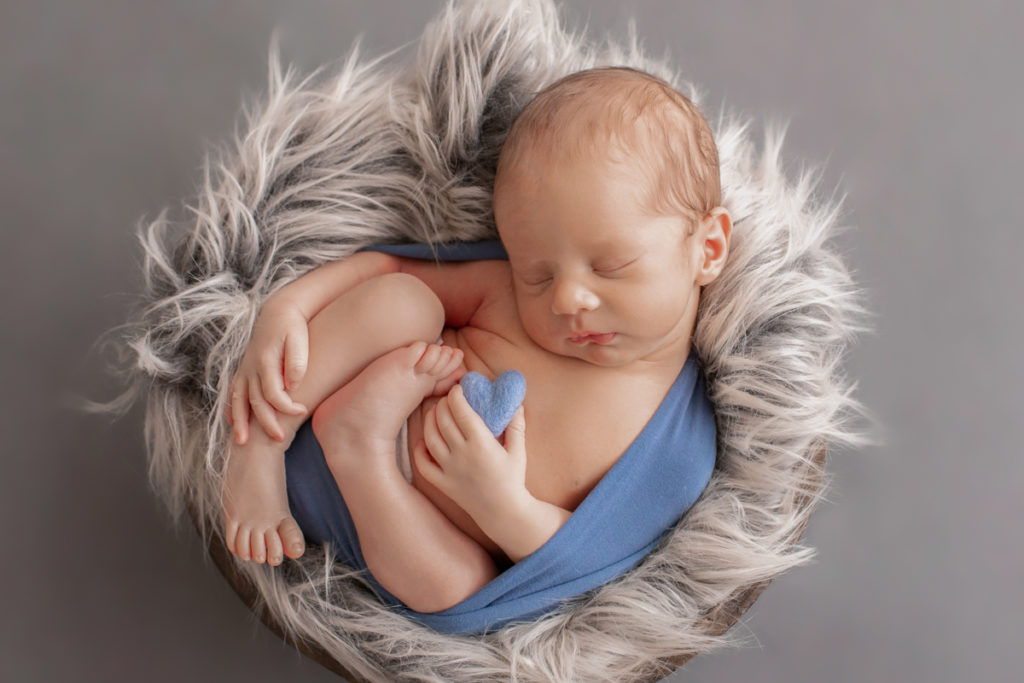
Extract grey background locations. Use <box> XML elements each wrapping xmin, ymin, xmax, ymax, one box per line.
<box><xmin>3</xmin><ymin>1</ymin><xmax>1020</xmax><ymax>681</ymax></box>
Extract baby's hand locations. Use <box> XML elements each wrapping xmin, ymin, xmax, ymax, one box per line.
<box><xmin>414</xmin><ymin>385</ymin><xmax>528</xmax><ymax>522</ymax></box>
<box><xmin>226</xmin><ymin>298</ymin><xmax>309</xmax><ymax>444</ymax></box>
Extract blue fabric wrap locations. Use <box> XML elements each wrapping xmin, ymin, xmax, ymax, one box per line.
<box><xmin>359</xmin><ymin>240</ymin><xmax>508</xmax><ymax>261</ymax></box>
<box><xmin>284</xmin><ymin>240</ymin><xmax>717</xmax><ymax>634</ymax></box>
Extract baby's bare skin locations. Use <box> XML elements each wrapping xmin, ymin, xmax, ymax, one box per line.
<box><xmin>310</xmin><ymin>341</ymin><xmax>504</xmax><ymax>610</ymax></box>
<box><xmin>222</xmin><ymin>423</ymin><xmax>304</xmax><ymax>565</ymax></box>
<box><xmin>222</xmin><ymin>272</ymin><xmax>448</xmax><ymax>565</ymax></box>
<box><xmin>401</xmin><ymin>259</ymin><xmax>688</xmax><ymax>561</ymax></box>
<box><xmin>221</xmin><ymin>337</ymin><xmax>462</xmax><ymax>566</ymax></box>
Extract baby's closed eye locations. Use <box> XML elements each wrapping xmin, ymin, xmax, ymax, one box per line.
<box><xmin>592</xmin><ymin>256</ymin><xmax>639</xmax><ymax>275</ymax></box>
<box><xmin>515</xmin><ymin>268</ymin><xmax>553</xmax><ymax>287</ymax></box>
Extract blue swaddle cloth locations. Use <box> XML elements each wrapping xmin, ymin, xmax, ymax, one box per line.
<box><xmin>363</xmin><ymin>239</ymin><xmax>509</xmax><ymax>261</ymax></box>
<box><xmin>284</xmin><ymin>241</ymin><xmax>718</xmax><ymax>634</ymax></box>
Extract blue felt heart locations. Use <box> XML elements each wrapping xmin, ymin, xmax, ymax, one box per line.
<box><xmin>459</xmin><ymin>370</ymin><xmax>526</xmax><ymax>436</ymax></box>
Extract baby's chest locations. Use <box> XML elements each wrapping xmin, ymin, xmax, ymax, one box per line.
<box><xmin>440</xmin><ymin>317</ymin><xmax>669</xmax><ymax>512</ymax></box>
<box><xmin>520</xmin><ymin>388</ymin><xmax>651</xmax><ymax>510</ymax></box>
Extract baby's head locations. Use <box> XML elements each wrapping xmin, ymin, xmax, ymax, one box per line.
<box><xmin>493</xmin><ymin>67</ymin><xmax>731</xmax><ymax>368</ymax></box>
<box><xmin>496</xmin><ymin>67</ymin><xmax>722</xmax><ymax>225</ymax></box>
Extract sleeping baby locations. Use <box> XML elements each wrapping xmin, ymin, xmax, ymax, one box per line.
<box><xmin>221</xmin><ymin>67</ymin><xmax>731</xmax><ymax>627</ymax></box>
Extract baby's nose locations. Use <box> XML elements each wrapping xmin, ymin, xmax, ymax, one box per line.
<box><xmin>551</xmin><ymin>278</ymin><xmax>599</xmax><ymax>315</ymax></box>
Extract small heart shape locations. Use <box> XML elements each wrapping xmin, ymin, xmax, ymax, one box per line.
<box><xmin>459</xmin><ymin>370</ymin><xmax>526</xmax><ymax>436</ymax></box>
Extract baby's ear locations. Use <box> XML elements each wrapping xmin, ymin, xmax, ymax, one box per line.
<box><xmin>695</xmin><ymin>207</ymin><xmax>732</xmax><ymax>286</ymax></box>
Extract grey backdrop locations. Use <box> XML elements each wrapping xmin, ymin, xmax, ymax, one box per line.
<box><xmin>4</xmin><ymin>1</ymin><xmax>1020</xmax><ymax>682</ymax></box>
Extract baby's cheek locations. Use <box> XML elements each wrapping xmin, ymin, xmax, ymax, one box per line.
<box><xmin>519</xmin><ymin>304</ymin><xmax>553</xmax><ymax>342</ymax></box>
<box><xmin>634</xmin><ymin>293</ymin><xmax>688</xmax><ymax>333</ymax></box>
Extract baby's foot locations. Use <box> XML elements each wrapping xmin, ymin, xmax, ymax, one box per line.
<box><xmin>221</xmin><ymin>429</ymin><xmax>305</xmax><ymax>565</ymax></box>
<box><xmin>311</xmin><ymin>342</ymin><xmax>464</xmax><ymax>472</ymax></box>
<box><xmin>414</xmin><ymin>342</ymin><xmax>466</xmax><ymax>398</ymax></box>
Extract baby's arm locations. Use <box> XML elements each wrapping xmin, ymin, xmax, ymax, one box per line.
<box><xmin>228</xmin><ymin>251</ymin><xmax>401</xmax><ymax>443</ymax></box>
<box><xmin>228</xmin><ymin>252</ymin><xmax>497</xmax><ymax>444</ymax></box>
<box><xmin>415</xmin><ymin>387</ymin><xmax>571</xmax><ymax>563</ymax></box>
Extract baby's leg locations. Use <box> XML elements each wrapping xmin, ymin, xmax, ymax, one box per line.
<box><xmin>222</xmin><ymin>273</ymin><xmax>445</xmax><ymax>565</ymax></box>
<box><xmin>311</xmin><ymin>342</ymin><xmax>497</xmax><ymax>613</ymax></box>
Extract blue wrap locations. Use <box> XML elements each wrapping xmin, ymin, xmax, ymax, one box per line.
<box><xmin>360</xmin><ymin>239</ymin><xmax>508</xmax><ymax>261</ymax></box>
<box><xmin>284</xmin><ymin>241</ymin><xmax>717</xmax><ymax>634</ymax></box>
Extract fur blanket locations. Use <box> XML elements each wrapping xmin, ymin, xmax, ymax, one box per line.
<box><xmin>120</xmin><ymin>0</ymin><xmax>864</xmax><ymax>680</ymax></box>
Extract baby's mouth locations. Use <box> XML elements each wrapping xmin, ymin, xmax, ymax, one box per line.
<box><xmin>568</xmin><ymin>331</ymin><xmax>617</xmax><ymax>345</ymax></box>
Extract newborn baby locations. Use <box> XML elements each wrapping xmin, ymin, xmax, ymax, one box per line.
<box><xmin>222</xmin><ymin>67</ymin><xmax>731</xmax><ymax>614</ymax></box>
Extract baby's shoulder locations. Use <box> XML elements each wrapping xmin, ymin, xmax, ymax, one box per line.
<box><xmin>465</xmin><ymin>261</ymin><xmax>516</xmax><ymax>314</ymax></box>
<box><xmin>397</xmin><ymin>257</ymin><xmax>511</xmax><ymax>327</ymax></box>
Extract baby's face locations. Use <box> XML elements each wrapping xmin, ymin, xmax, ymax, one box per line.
<box><xmin>495</xmin><ymin>153</ymin><xmax>706</xmax><ymax>368</ymax></box>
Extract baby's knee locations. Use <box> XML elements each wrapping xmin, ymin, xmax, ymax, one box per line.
<box><xmin>357</xmin><ymin>272</ymin><xmax>445</xmax><ymax>345</ymax></box>
<box><xmin>378</xmin><ymin>558</ymin><xmax>493</xmax><ymax>614</ymax></box>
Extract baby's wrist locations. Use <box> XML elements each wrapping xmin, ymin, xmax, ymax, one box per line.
<box><xmin>472</xmin><ymin>486</ymin><xmax>535</xmax><ymax>544</ymax></box>
<box><xmin>264</xmin><ymin>289</ymin><xmax>309</xmax><ymax>321</ymax></box>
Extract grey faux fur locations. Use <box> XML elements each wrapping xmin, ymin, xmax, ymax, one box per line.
<box><xmin>119</xmin><ymin>1</ymin><xmax>864</xmax><ymax>680</ymax></box>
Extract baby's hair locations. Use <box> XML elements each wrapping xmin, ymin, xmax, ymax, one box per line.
<box><xmin>496</xmin><ymin>67</ymin><xmax>721</xmax><ymax>227</ymax></box>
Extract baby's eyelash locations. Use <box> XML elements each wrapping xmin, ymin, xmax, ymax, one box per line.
<box><xmin>593</xmin><ymin>257</ymin><xmax>638</xmax><ymax>273</ymax></box>
<box><xmin>517</xmin><ymin>272</ymin><xmax>552</xmax><ymax>286</ymax></box>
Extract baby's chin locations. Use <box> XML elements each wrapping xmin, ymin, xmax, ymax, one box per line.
<box><xmin>576</xmin><ymin>345</ymin><xmax>633</xmax><ymax>367</ymax></box>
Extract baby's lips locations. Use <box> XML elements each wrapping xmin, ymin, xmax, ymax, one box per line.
<box><xmin>569</xmin><ymin>331</ymin><xmax>616</xmax><ymax>344</ymax></box>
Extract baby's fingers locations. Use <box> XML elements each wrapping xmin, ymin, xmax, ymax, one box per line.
<box><xmin>283</xmin><ymin>327</ymin><xmax>309</xmax><ymax>392</ymax></box>
<box><xmin>230</xmin><ymin>381</ymin><xmax>250</xmax><ymax>445</ymax></box>
<box><xmin>422</xmin><ymin>404</ymin><xmax>451</xmax><ymax>463</ymax></box>
<box><xmin>434</xmin><ymin>395</ymin><xmax>468</xmax><ymax>446</ymax></box>
<box><xmin>412</xmin><ymin>439</ymin><xmax>444</xmax><ymax>488</ymax></box>
<box><xmin>249</xmin><ymin>376</ymin><xmax>285</xmax><ymax>442</ymax></box>
<box><xmin>259</xmin><ymin>351</ymin><xmax>306</xmax><ymax>416</ymax></box>
<box><xmin>502</xmin><ymin>407</ymin><xmax>527</xmax><ymax>455</ymax></box>
<box><xmin>447</xmin><ymin>385</ymin><xmax>490</xmax><ymax>439</ymax></box>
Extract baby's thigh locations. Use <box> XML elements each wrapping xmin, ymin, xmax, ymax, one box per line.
<box><xmin>302</xmin><ymin>273</ymin><xmax>445</xmax><ymax>401</ymax></box>
<box><xmin>312</xmin><ymin>272</ymin><xmax>444</xmax><ymax>353</ymax></box>
<box><xmin>352</xmin><ymin>271</ymin><xmax>445</xmax><ymax>345</ymax></box>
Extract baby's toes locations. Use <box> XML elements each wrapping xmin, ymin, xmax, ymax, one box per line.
<box><xmin>250</xmin><ymin>529</ymin><xmax>267</xmax><ymax>564</ymax></box>
<box><xmin>234</xmin><ymin>527</ymin><xmax>253</xmax><ymax>561</ymax></box>
<box><xmin>224</xmin><ymin>519</ymin><xmax>240</xmax><ymax>555</ymax></box>
<box><xmin>279</xmin><ymin>517</ymin><xmax>305</xmax><ymax>559</ymax></box>
<box><xmin>430</xmin><ymin>350</ymin><xmax>465</xmax><ymax>395</ymax></box>
<box><xmin>405</xmin><ymin>340</ymin><xmax>429</xmax><ymax>365</ymax></box>
<box><xmin>265</xmin><ymin>530</ymin><xmax>285</xmax><ymax>567</ymax></box>
<box><xmin>413</xmin><ymin>343</ymin><xmax>442</xmax><ymax>374</ymax></box>
<box><xmin>439</xmin><ymin>348</ymin><xmax>463</xmax><ymax>376</ymax></box>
